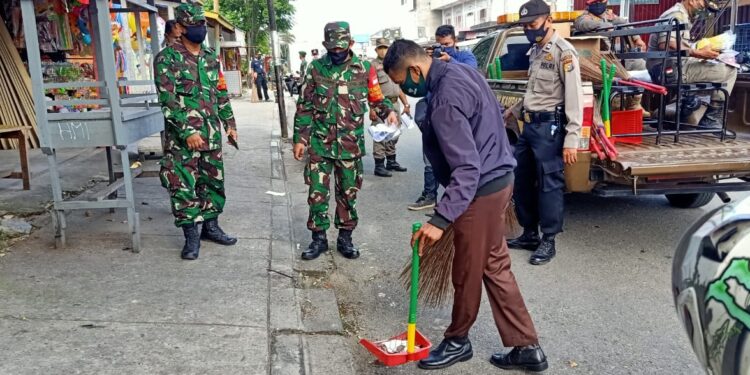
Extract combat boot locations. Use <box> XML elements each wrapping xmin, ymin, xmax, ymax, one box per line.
<box><xmin>201</xmin><ymin>218</ymin><xmax>238</xmax><ymax>245</ymax></box>
<box><xmin>337</xmin><ymin>229</ymin><xmax>360</xmax><ymax>259</ymax></box>
<box><xmin>529</xmin><ymin>235</ymin><xmax>556</xmax><ymax>266</ymax></box>
<box><xmin>698</xmin><ymin>102</ymin><xmax>725</xmax><ymax>130</ymax></box>
<box><xmin>374</xmin><ymin>158</ymin><xmax>392</xmax><ymax>177</ymax></box>
<box><xmin>507</xmin><ymin>229</ymin><xmax>541</xmax><ymax>251</ymax></box>
<box><xmin>386</xmin><ymin>155</ymin><xmax>407</xmax><ymax>172</ymax></box>
<box><xmin>181</xmin><ymin>223</ymin><xmax>201</xmax><ymax>260</ymax></box>
<box><xmin>301</xmin><ymin>231</ymin><xmax>328</xmax><ymax>260</ymax></box>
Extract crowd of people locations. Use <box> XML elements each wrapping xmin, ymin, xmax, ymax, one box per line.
<box><xmin>152</xmin><ymin>0</ymin><xmax>732</xmax><ymax>372</ymax></box>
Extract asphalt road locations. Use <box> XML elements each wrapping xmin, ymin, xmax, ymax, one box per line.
<box><xmin>285</xmin><ymin>104</ymin><xmax>747</xmax><ymax>374</ymax></box>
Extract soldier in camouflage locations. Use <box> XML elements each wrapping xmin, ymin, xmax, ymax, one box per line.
<box><xmin>154</xmin><ymin>3</ymin><xmax>239</xmax><ymax>260</ymax></box>
<box><xmin>293</xmin><ymin>21</ymin><xmax>398</xmax><ymax>260</ymax></box>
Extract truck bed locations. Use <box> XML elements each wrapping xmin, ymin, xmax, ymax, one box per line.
<box><xmin>607</xmin><ymin>135</ymin><xmax>750</xmax><ymax>177</ymax></box>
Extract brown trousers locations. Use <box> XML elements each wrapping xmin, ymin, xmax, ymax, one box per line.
<box><xmin>444</xmin><ymin>184</ymin><xmax>539</xmax><ymax>347</ymax></box>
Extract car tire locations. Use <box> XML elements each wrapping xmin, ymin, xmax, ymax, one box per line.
<box><xmin>666</xmin><ymin>193</ymin><xmax>715</xmax><ymax>209</ymax></box>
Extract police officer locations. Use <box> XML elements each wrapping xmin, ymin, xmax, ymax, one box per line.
<box><xmin>646</xmin><ymin>0</ymin><xmax>736</xmax><ymax>129</ymax></box>
<box><xmin>292</xmin><ymin>22</ymin><xmax>397</xmax><ymax>261</ymax></box>
<box><xmin>370</xmin><ymin>37</ymin><xmax>410</xmax><ymax>177</ymax></box>
<box><xmin>506</xmin><ymin>0</ymin><xmax>583</xmax><ymax>266</ymax></box>
<box><xmin>154</xmin><ymin>3</ymin><xmax>238</xmax><ymax>260</ymax></box>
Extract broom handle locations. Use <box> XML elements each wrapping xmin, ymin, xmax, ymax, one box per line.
<box><xmin>408</xmin><ymin>222</ymin><xmax>422</xmax><ymax>354</ymax></box>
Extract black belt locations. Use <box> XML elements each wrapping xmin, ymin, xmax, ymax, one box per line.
<box><xmin>522</xmin><ymin>111</ymin><xmax>556</xmax><ymax>123</ymax></box>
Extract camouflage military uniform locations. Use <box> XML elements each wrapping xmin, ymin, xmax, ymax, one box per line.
<box><xmin>154</xmin><ymin>6</ymin><xmax>236</xmax><ymax>227</ymax></box>
<box><xmin>294</xmin><ymin>22</ymin><xmax>393</xmax><ymax>232</ymax></box>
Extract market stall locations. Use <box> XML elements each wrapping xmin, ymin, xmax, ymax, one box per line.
<box><xmin>220</xmin><ymin>40</ymin><xmax>244</xmax><ymax>96</ymax></box>
<box><xmin>20</xmin><ymin>0</ymin><xmax>164</xmax><ymax>251</ymax></box>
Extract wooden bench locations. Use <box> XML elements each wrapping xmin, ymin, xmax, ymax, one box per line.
<box><xmin>0</xmin><ymin>125</ymin><xmax>30</xmax><ymax>190</ymax></box>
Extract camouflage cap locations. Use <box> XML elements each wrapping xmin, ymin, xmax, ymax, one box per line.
<box><xmin>175</xmin><ymin>3</ymin><xmax>205</xmax><ymax>27</ymax></box>
<box><xmin>323</xmin><ymin>21</ymin><xmax>351</xmax><ymax>50</ymax></box>
<box><xmin>299</xmin><ymin>50</ymin><xmax>307</xmax><ymax>56</ymax></box>
<box><xmin>375</xmin><ymin>37</ymin><xmax>390</xmax><ymax>49</ymax></box>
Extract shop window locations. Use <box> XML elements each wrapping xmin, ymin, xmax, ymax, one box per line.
<box><xmin>479</xmin><ymin>9</ymin><xmax>487</xmax><ymax>23</ymax></box>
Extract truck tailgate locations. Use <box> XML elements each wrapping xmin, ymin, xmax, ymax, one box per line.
<box><xmin>609</xmin><ymin>135</ymin><xmax>750</xmax><ymax>177</ymax></box>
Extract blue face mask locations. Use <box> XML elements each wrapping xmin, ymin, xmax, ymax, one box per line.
<box><xmin>524</xmin><ymin>23</ymin><xmax>548</xmax><ymax>45</ymax></box>
<box><xmin>183</xmin><ymin>25</ymin><xmax>207</xmax><ymax>44</ymax></box>
<box><xmin>328</xmin><ymin>49</ymin><xmax>350</xmax><ymax>65</ymax></box>
<box><xmin>443</xmin><ymin>46</ymin><xmax>456</xmax><ymax>56</ymax></box>
<box><xmin>588</xmin><ymin>2</ymin><xmax>607</xmax><ymax>16</ymax></box>
<box><xmin>400</xmin><ymin>67</ymin><xmax>427</xmax><ymax>98</ymax></box>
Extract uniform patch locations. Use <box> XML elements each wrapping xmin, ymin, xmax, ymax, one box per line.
<box><xmin>545</xmin><ymin>53</ymin><xmax>553</xmax><ymax>61</ymax></box>
<box><xmin>541</xmin><ymin>62</ymin><xmax>555</xmax><ymax>70</ymax></box>
<box><xmin>561</xmin><ymin>55</ymin><xmax>574</xmax><ymax>72</ymax></box>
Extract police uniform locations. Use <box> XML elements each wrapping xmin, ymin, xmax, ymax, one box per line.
<box><xmin>509</xmin><ymin>0</ymin><xmax>583</xmax><ymax>266</ymax></box>
<box><xmin>154</xmin><ymin>3</ymin><xmax>238</xmax><ymax>260</ymax></box>
<box><xmin>370</xmin><ymin>37</ymin><xmax>407</xmax><ymax>176</ymax></box>
<box><xmin>574</xmin><ymin>2</ymin><xmax>646</xmax><ymax>71</ymax></box>
<box><xmin>646</xmin><ymin>2</ymin><xmax>737</xmax><ymax>128</ymax></box>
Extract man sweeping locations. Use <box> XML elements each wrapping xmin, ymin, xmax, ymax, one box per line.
<box><xmin>384</xmin><ymin>39</ymin><xmax>547</xmax><ymax>372</ymax></box>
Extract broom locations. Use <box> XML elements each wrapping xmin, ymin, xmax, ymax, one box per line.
<box><xmin>578</xmin><ymin>52</ymin><xmax>630</xmax><ymax>83</ymax></box>
<box><xmin>399</xmin><ymin>201</ymin><xmax>520</xmax><ymax>308</ymax></box>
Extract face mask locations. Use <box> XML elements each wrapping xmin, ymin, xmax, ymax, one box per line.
<box><xmin>588</xmin><ymin>3</ymin><xmax>607</xmax><ymax>16</ymax></box>
<box><xmin>183</xmin><ymin>25</ymin><xmax>207</xmax><ymax>44</ymax></box>
<box><xmin>400</xmin><ymin>67</ymin><xmax>428</xmax><ymax>98</ymax></box>
<box><xmin>443</xmin><ymin>46</ymin><xmax>456</xmax><ymax>56</ymax></box>
<box><xmin>524</xmin><ymin>23</ymin><xmax>548</xmax><ymax>45</ymax></box>
<box><xmin>328</xmin><ymin>49</ymin><xmax>350</xmax><ymax>65</ymax></box>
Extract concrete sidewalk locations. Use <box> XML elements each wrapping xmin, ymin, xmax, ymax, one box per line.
<box><xmin>0</xmin><ymin>96</ymin><xmax>351</xmax><ymax>374</ymax></box>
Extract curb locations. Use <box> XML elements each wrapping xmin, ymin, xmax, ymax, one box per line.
<box><xmin>268</xmin><ymin>130</ymin><xmax>354</xmax><ymax>374</ymax></box>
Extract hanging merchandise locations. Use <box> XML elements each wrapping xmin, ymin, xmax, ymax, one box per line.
<box><xmin>4</xmin><ymin>0</ymin><xmax>24</xmax><ymax>49</ymax></box>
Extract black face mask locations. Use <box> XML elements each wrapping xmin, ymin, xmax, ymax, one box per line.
<box><xmin>183</xmin><ymin>25</ymin><xmax>207</xmax><ymax>44</ymax></box>
<box><xmin>588</xmin><ymin>2</ymin><xmax>607</xmax><ymax>16</ymax></box>
<box><xmin>328</xmin><ymin>49</ymin><xmax>350</xmax><ymax>65</ymax></box>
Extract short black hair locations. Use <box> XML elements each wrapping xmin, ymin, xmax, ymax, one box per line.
<box><xmin>165</xmin><ymin>20</ymin><xmax>178</xmax><ymax>36</ymax></box>
<box><xmin>435</xmin><ymin>25</ymin><xmax>456</xmax><ymax>39</ymax></box>
<box><xmin>383</xmin><ymin>39</ymin><xmax>427</xmax><ymax>74</ymax></box>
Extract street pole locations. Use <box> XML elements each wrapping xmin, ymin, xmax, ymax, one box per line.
<box><xmin>266</xmin><ymin>0</ymin><xmax>289</xmax><ymax>139</ymax></box>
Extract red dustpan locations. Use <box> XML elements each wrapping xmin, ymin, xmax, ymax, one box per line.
<box><xmin>359</xmin><ymin>223</ymin><xmax>432</xmax><ymax>366</ymax></box>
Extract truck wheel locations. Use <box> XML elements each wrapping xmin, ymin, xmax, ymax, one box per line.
<box><xmin>665</xmin><ymin>193</ymin><xmax>715</xmax><ymax>208</ymax></box>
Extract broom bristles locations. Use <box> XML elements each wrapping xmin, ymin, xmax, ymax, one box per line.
<box><xmin>399</xmin><ymin>202</ymin><xmax>520</xmax><ymax>308</ymax></box>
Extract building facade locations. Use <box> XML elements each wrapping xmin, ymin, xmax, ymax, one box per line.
<box><xmin>395</xmin><ymin>0</ymin><xmax>443</xmax><ymax>43</ymax></box>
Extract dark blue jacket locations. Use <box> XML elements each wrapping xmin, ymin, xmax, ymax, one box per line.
<box><xmin>423</xmin><ymin>59</ymin><xmax>516</xmax><ymax>229</ymax></box>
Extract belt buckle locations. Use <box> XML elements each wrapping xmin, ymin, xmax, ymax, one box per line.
<box><xmin>523</xmin><ymin>112</ymin><xmax>532</xmax><ymax>123</ymax></box>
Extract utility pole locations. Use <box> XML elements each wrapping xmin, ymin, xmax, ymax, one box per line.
<box><xmin>213</xmin><ymin>0</ymin><xmax>221</xmax><ymax>56</ymax></box>
<box><xmin>267</xmin><ymin>0</ymin><xmax>289</xmax><ymax>139</ymax></box>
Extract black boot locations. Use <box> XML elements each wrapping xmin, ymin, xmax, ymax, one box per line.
<box><xmin>386</xmin><ymin>155</ymin><xmax>407</xmax><ymax>172</ymax></box>
<box><xmin>374</xmin><ymin>158</ymin><xmax>392</xmax><ymax>177</ymax></box>
<box><xmin>698</xmin><ymin>101</ymin><xmax>725</xmax><ymax>129</ymax></box>
<box><xmin>301</xmin><ymin>231</ymin><xmax>328</xmax><ymax>260</ymax></box>
<box><xmin>490</xmin><ymin>344</ymin><xmax>548</xmax><ymax>372</ymax></box>
<box><xmin>529</xmin><ymin>235</ymin><xmax>556</xmax><ymax>265</ymax></box>
<box><xmin>201</xmin><ymin>218</ymin><xmax>238</xmax><ymax>245</ymax></box>
<box><xmin>507</xmin><ymin>229</ymin><xmax>540</xmax><ymax>251</ymax></box>
<box><xmin>336</xmin><ymin>229</ymin><xmax>360</xmax><ymax>259</ymax></box>
<box><xmin>418</xmin><ymin>337</ymin><xmax>473</xmax><ymax>370</ymax></box>
<box><xmin>181</xmin><ymin>224</ymin><xmax>201</xmax><ymax>260</ymax></box>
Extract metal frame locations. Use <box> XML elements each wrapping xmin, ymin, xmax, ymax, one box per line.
<box><xmin>20</xmin><ymin>0</ymin><xmax>163</xmax><ymax>251</ymax></box>
<box><xmin>579</xmin><ymin>18</ymin><xmax>731</xmax><ymax>144</ymax></box>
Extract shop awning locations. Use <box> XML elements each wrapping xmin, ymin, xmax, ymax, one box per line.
<box><xmin>205</xmin><ymin>11</ymin><xmax>236</xmax><ymax>33</ymax></box>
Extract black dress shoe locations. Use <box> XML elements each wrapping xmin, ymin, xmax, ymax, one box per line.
<box><xmin>201</xmin><ymin>218</ymin><xmax>238</xmax><ymax>245</ymax></box>
<box><xmin>529</xmin><ymin>238</ymin><xmax>556</xmax><ymax>266</ymax></box>
<box><xmin>301</xmin><ymin>231</ymin><xmax>328</xmax><ymax>260</ymax></box>
<box><xmin>336</xmin><ymin>229</ymin><xmax>360</xmax><ymax>259</ymax></box>
<box><xmin>417</xmin><ymin>337</ymin><xmax>473</xmax><ymax>370</ymax></box>
<box><xmin>507</xmin><ymin>231</ymin><xmax>540</xmax><ymax>251</ymax></box>
<box><xmin>490</xmin><ymin>344</ymin><xmax>548</xmax><ymax>372</ymax></box>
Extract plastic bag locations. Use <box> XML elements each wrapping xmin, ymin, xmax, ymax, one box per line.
<box><xmin>368</xmin><ymin>122</ymin><xmax>401</xmax><ymax>142</ymax></box>
<box><xmin>695</xmin><ymin>31</ymin><xmax>736</xmax><ymax>51</ymax></box>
